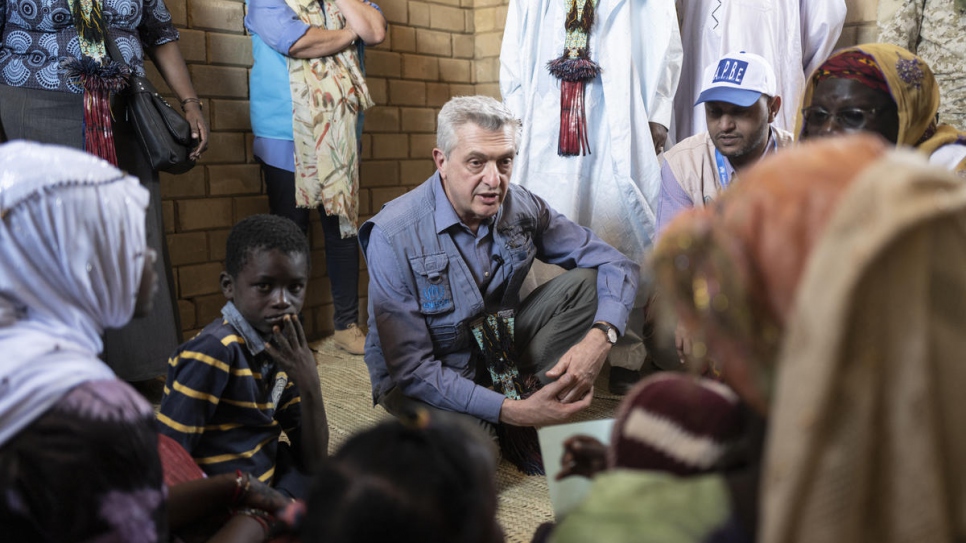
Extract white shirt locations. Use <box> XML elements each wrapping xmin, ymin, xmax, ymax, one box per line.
<box><xmin>929</xmin><ymin>143</ymin><xmax>966</xmax><ymax>172</ymax></box>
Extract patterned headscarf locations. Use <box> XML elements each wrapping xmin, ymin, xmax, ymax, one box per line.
<box><xmin>811</xmin><ymin>50</ymin><xmax>890</xmax><ymax>95</ymax></box>
<box><xmin>760</xmin><ymin>143</ymin><xmax>966</xmax><ymax>543</ymax></box>
<box><xmin>652</xmin><ymin>134</ymin><xmax>966</xmax><ymax>542</ymax></box>
<box><xmin>798</xmin><ymin>43</ymin><xmax>966</xmax><ymax>172</ymax></box>
<box><xmin>0</xmin><ymin>141</ymin><xmax>149</xmax><ymax>446</ymax></box>
<box><xmin>651</xmin><ymin>135</ymin><xmax>886</xmax><ymax>410</ymax></box>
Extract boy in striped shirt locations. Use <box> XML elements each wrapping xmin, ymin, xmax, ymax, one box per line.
<box><xmin>157</xmin><ymin>215</ymin><xmax>328</xmax><ymax>498</ymax></box>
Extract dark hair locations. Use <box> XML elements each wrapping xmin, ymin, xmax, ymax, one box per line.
<box><xmin>224</xmin><ymin>214</ymin><xmax>310</xmax><ymax>277</ymax></box>
<box><xmin>300</xmin><ymin>412</ymin><xmax>502</xmax><ymax>543</ymax></box>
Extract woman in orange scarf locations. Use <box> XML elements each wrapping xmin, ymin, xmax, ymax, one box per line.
<box><xmin>652</xmin><ymin>134</ymin><xmax>966</xmax><ymax>542</ymax></box>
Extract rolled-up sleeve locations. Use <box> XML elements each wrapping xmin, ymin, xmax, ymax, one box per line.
<box><xmin>656</xmin><ymin>160</ymin><xmax>694</xmax><ymax>235</ymax></box>
<box><xmin>366</xmin><ymin>226</ymin><xmax>506</xmax><ymax>423</ymax></box>
<box><xmin>527</xmin><ymin>191</ymin><xmax>639</xmax><ymax>334</ymax></box>
<box><xmin>246</xmin><ymin>0</ymin><xmax>311</xmax><ymax>55</ymax></box>
<box><xmin>139</xmin><ymin>0</ymin><xmax>179</xmax><ymax>46</ymax></box>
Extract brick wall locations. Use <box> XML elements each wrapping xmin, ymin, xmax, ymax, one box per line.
<box><xmin>159</xmin><ymin>0</ymin><xmax>875</xmax><ymax>340</ymax></box>
<box><xmin>146</xmin><ymin>0</ymin><xmax>261</xmax><ymax>340</ymax></box>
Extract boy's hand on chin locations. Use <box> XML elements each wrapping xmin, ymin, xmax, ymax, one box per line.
<box><xmin>264</xmin><ymin>315</ymin><xmax>320</xmax><ymax>388</ymax></box>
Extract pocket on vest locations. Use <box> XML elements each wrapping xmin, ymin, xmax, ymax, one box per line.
<box><xmin>409</xmin><ymin>252</ymin><xmax>455</xmax><ymax>315</ymax></box>
<box><xmin>427</xmin><ymin>323</ymin><xmax>468</xmax><ymax>358</ymax></box>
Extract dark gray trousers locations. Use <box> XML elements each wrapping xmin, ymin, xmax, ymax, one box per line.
<box><xmin>380</xmin><ymin>267</ymin><xmax>599</xmax><ymax>436</ymax></box>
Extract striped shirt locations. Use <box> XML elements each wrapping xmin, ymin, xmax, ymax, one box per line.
<box><xmin>157</xmin><ymin>310</ymin><xmax>302</xmax><ymax>483</ymax></box>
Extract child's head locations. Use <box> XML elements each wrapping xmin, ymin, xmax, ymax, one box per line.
<box><xmin>608</xmin><ymin>373</ymin><xmax>743</xmax><ymax>475</ymax></box>
<box><xmin>300</xmin><ymin>410</ymin><xmax>503</xmax><ymax>543</ymax></box>
<box><xmin>220</xmin><ymin>214</ymin><xmax>310</xmax><ymax>334</ymax></box>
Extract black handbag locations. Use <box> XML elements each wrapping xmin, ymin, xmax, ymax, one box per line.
<box><xmin>105</xmin><ymin>38</ymin><xmax>196</xmax><ymax>174</ymax></box>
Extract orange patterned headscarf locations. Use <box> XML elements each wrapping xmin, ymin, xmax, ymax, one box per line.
<box><xmin>651</xmin><ymin>135</ymin><xmax>887</xmax><ymax>406</ymax></box>
<box><xmin>653</xmin><ymin>133</ymin><xmax>966</xmax><ymax>543</ymax></box>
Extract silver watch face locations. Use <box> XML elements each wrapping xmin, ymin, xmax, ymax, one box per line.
<box><xmin>595</xmin><ymin>323</ymin><xmax>617</xmax><ymax>344</ymax></box>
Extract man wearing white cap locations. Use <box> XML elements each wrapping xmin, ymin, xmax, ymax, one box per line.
<box><xmin>671</xmin><ymin>0</ymin><xmax>845</xmax><ymax>141</ymax></box>
<box><xmin>656</xmin><ymin>51</ymin><xmax>793</xmax><ymax>233</ymax></box>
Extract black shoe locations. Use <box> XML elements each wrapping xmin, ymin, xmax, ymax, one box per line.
<box><xmin>609</xmin><ymin>367</ymin><xmax>642</xmax><ymax>395</ymax></box>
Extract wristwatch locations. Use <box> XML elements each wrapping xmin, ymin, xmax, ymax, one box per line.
<box><xmin>591</xmin><ymin>322</ymin><xmax>618</xmax><ymax>345</ymax></box>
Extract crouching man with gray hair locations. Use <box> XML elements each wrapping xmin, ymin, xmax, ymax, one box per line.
<box><xmin>360</xmin><ymin>96</ymin><xmax>638</xmax><ymax>473</ymax></box>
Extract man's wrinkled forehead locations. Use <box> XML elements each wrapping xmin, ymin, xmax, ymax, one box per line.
<box><xmin>452</xmin><ymin>122</ymin><xmax>519</xmax><ymax>152</ymax></box>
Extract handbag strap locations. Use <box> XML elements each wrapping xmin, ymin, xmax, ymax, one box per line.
<box><xmin>102</xmin><ymin>32</ymin><xmax>130</xmax><ymax>70</ymax></box>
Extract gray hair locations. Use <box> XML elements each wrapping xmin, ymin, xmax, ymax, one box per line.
<box><xmin>436</xmin><ymin>96</ymin><xmax>521</xmax><ymax>157</ymax></box>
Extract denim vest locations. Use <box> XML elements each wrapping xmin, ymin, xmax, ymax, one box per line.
<box><xmin>360</xmin><ymin>174</ymin><xmax>542</xmax><ymax>398</ymax></box>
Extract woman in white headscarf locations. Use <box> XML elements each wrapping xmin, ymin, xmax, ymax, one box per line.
<box><xmin>0</xmin><ymin>141</ymin><xmax>166</xmax><ymax>541</ymax></box>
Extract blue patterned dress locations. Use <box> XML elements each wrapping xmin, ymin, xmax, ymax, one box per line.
<box><xmin>0</xmin><ymin>0</ymin><xmax>187</xmax><ymax>382</ymax></box>
<box><xmin>0</xmin><ymin>0</ymin><xmax>178</xmax><ymax>92</ymax></box>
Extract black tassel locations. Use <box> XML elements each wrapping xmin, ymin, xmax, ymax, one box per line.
<box><xmin>548</xmin><ymin>0</ymin><xmax>599</xmax><ymax>157</ymax></box>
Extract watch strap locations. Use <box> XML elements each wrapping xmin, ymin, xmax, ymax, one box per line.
<box><xmin>591</xmin><ymin>322</ymin><xmax>618</xmax><ymax>344</ymax></box>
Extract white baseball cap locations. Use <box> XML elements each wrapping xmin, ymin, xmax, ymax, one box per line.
<box><xmin>695</xmin><ymin>51</ymin><xmax>778</xmax><ymax>107</ymax></box>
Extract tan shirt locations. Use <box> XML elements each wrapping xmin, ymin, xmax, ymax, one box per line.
<box><xmin>657</xmin><ymin>127</ymin><xmax>795</xmax><ymax>232</ymax></box>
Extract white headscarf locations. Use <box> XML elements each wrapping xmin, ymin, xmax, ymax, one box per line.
<box><xmin>0</xmin><ymin>141</ymin><xmax>150</xmax><ymax>447</ymax></box>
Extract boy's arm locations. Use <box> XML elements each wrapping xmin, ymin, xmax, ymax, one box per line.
<box><xmin>264</xmin><ymin>315</ymin><xmax>329</xmax><ymax>473</ymax></box>
<box><xmin>157</xmin><ymin>337</ymin><xmax>232</xmax><ymax>453</ymax></box>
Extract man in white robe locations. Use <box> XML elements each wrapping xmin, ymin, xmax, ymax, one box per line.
<box><xmin>500</xmin><ymin>0</ymin><xmax>683</xmax><ymax>393</ymax></box>
<box><xmin>672</xmin><ymin>0</ymin><xmax>846</xmax><ymax>142</ymax></box>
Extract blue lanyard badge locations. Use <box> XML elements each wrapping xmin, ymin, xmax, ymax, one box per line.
<box><xmin>714</xmin><ymin>148</ymin><xmax>732</xmax><ymax>189</ymax></box>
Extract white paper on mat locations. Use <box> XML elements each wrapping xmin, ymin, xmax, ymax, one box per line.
<box><xmin>537</xmin><ymin>418</ymin><xmax>615</xmax><ymax>518</ymax></box>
